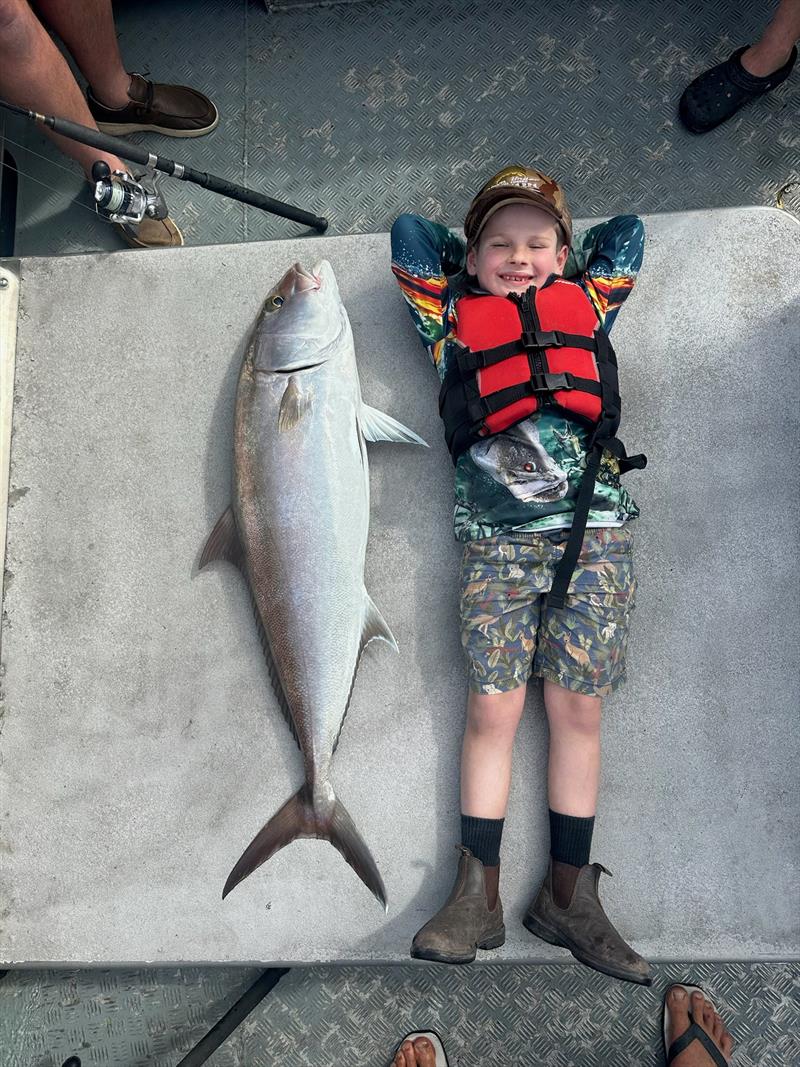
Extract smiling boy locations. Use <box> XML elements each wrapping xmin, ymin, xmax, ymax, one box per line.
<box><xmin>390</xmin><ymin>166</ymin><xmax>649</xmax><ymax>983</ymax></box>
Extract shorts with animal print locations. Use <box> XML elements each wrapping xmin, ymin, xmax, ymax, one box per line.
<box><xmin>459</xmin><ymin>525</ymin><xmax>637</xmax><ymax>698</ymax></box>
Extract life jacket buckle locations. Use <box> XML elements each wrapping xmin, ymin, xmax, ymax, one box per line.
<box><xmin>547</xmin><ymin>371</ymin><xmax>575</xmax><ymax>391</ymax></box>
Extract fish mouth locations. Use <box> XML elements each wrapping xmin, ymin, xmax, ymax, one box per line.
<box><xmin>293</xmin><ymin>262</ymin><xmax>321</xmax><ymax>291</ymax></box>
<box><xmin>271</xmin><ymin>360</ymin><xmax>326</xmax><ymax>374</ymax></box>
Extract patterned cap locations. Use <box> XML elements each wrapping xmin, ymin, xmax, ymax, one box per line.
<box><xmin>464</xmin><ymin>165</ymin><xmax>572</xmax><ymax>248</ymax></box>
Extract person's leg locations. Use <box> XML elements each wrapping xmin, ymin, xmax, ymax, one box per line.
<box><xmin>411</xmin><ymin>539</ymin><xmax>539</xmax><ymax>964</ymax></box>
<box><xmin>460</xmin><ymin>683</ymin><xmax>527</xmax><ymax>908</ymax></box>
<box><xmin>665</xmin><ymin>987</ymin><xmax>734</xmax><ymax>1066</ymax></box>
<box><xmin>522</xmin><ymin>527</ymin><xmax>649</xmax><ymax>983</ymax></box>
<box><xmin>33</xmin><ymin>0</ymin><xmax>131</xmax><ymax>107</ymax></box>
<box><xmin>678</xmin><ymin>0</ymin><xmax>798</xmax><ymax>133</ymax></box>
<box><xmin>742</xmin><ymin>0</ymin><xmax>800</xmax><ymax>77</ymax></box>
<box><xmin>0</xmin><ymin>0</ymin><xmax>124</xmax><ymax>176</ymax></box>
<box><xmin>543</xmin><ymin>679</ymin><xmax>600</xmax><ymax>908</ymax></box>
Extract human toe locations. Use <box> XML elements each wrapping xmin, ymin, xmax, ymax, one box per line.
<box><xmin>413</xmin><ymin>1036</ymin><xmax>438</xmax><ymax>1066</ymax></box>
<box><xmin>394</xmin><ymin>1041</ymin><xmax>414</xmax><ymax>1066</ymax></box>
<box><xmin>666</xmin><ymin>985</ymin><xmax>691</xmax><ymax>1044</ymax></box>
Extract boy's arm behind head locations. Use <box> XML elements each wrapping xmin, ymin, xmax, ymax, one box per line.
<box><xmin>568</xmin><ymin>215</ymin><xmax>646</xmax><ymax>331</ymax></box>
<box><xmin>391</xmin><ymin>213</ymin><xmax>466</xmax><ymax>361</ymax></box>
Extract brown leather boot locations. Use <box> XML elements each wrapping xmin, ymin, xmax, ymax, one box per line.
<box><xmin>411</xmin><ymin>847</ymin><xmax>505</xmax><ymax>964</ymax></box>
<box><xmin>523</xmin><ymin>860</ymin><xmax>651</xmax><ymax>985</ymax></box>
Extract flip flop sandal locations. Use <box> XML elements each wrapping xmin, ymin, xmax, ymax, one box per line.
<box><xmin>387</xmin><ymin>1030</ymin><xmax>449</xmax><ymax>1067</ymax></box>
<box><xmin>663</xmin><ymin>984</ymin><xmax>729</xmax><ymax>1066</ymax></box>
<box><xmin>679</xmin><ymin>44</ymin><xmax>797</xmax><ymax>133</ymax></box>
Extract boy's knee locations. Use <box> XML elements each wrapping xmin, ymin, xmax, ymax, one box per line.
<box><xmin>467</xmin><ymin>688</ymin><xmax>525</xmax><ymax>739</ymax></box>
<box><xmin>548</xmin><ymin>689</ymin><xmax>602</xmax><ymax>735</ymax></box>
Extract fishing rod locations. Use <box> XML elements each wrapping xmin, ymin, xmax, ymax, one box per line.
<box><xmin>0</xmin><ymin>97</ymin><xmax>329</xmax><ymax>233</ymax></box>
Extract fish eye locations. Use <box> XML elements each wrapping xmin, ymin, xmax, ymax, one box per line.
<box><xmin>523</xmin><ymin>462</ymin><xmax>534</xmax><ymax>472</ymax></box>
<box><xmin>270</xmin><ymin>294</ymin><xmax>284</xmax><ymax>309</ymax></box>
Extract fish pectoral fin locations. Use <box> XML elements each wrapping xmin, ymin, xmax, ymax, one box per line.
<box><xmin>360</xmin><ymin>404</ymin><xmax>428</xmax><ymax>447</ymax></box>
<box><xmin>361</xmin><ymin>592</ymin><xmax>399</xmax><ymax>655</ymax></box>
<box><xmin>199</xmin><ymin>506</ymin><xmax>243</xmax><ymax>570</ymax></box>
<box><xmin>278</xmin><ymin>375</ymin><xmax>312</xmax><ymax>432</ymax></box>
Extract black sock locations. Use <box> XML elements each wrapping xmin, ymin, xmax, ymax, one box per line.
<box><xmin>548</xmin><ymin>809</ymin><xmax>594</xmax><ymax>868</ymax></box>
<box><xmin>461</xmin><ymin>814</ymin><xmax>504</xmax><ymax>867</ymax></box>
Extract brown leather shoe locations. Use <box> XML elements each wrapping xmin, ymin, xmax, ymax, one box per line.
<box><xmin>115</xmin><ymin>215</ymin><xmax>184</xmax><ymax>249</ymax></box>
<box><xmin>523</xmin><ymin>860</ymin><xmax>651</xmax><ymax>985</ymax></box>
<box><xmin>87</xmin><ymin>73</ymin><xmax>219</xmax><ymax>137</ymax></box>
<box><xmin>410</xmin><ymin>847</ymin><xmax>505</xmax><ymax>964</ymax></box>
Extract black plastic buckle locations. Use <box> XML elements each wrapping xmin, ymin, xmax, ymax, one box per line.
<box><xmin>538</xmin><ymin>330</ymin><xmax>565</xmax><ymax>347</ymax></box>
<box><xmin>547</xmin><ymin>371</ymin><xmax>575</xmax><ymax>390</ymax></box>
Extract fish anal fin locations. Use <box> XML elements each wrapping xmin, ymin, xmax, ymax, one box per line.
<box><xmin>199</xmin><ymin>506</ymin><xmax>243</xmax><ymax>570</ymax></box>
<box><xmin>361</xmin><ymin>592</ymin><xmax>399</xmax><ymax>656</ymax></box>
<box><xmin>360</xmin><ymin>404</ymin><xmax>428</xmax><ymax>447</ymax></box>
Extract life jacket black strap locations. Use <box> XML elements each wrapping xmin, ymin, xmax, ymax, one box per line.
<box><xmin>465</xmin><ymin>372</ymin><xmax>592</xmax><ymax>424</ymax></box>
<box><xmin>547</xmin><ymin>443</ymin><xmax>602</xmax><ymax>611</ymax></box>
<box><xmin>457</xmin><ymin>330</ymin><xmax>599</xmax><ymax>374</ymax></box>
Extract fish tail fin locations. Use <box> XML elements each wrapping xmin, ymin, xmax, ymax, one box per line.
<box><xmin>326</xmin><ymin>790</ymin><xmax>388</xmax><ymax>911</ymax></box>
<box><xmin>222</xmin><ymin>784</ymin><xmax>387</xmax><ymax>911</ymax></box>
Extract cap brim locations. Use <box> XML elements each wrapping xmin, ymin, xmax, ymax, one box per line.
<box><xmin>471</xmin><ymin>190</ymin><xmax>568</xmax><ymax>244</ymax></box>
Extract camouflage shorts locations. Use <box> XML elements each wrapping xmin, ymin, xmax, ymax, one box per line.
<box><xmin>459</xmin><ymin>526</ymin><xmax>637</xmax><ymax>698</ymax></box>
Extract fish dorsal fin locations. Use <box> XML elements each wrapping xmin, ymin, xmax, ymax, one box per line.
<box><xmin>360</xmin><ymin>592</ymin><xmax>399</xmax><ymax>655</ymax></box>
<box><xmin>279</xmin><ymin>375</ymin><xmax>312</xmax><ymax>432</ymax></box>
<box><xmin>199</xmin><ymin>506</ymin><xmax>243</xmax><ymax>570</ymax></box>
<box><xmin>360</xmin><ymin>404</ymin><xmax>428</xmax><ymax>447</ymax></box>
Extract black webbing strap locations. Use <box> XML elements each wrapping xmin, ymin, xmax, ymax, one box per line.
<box><xmin>547</xmin><ymin>443</ymin><xmax>603</xmax><ymax>610</ymax></box>
<box><xmin>459</xmin><ymin>332</ymin><xmax>597</xmax><ymax>374</ymax></box>
<box><xmin>466</xmin><ymin>373</ymin><xmax>579</xmax><ymax>422</ymax></box>
<box><xmin>456</xmin><ymin>340</ymin><xmax>520</xmax><ymax>373</ymax></box>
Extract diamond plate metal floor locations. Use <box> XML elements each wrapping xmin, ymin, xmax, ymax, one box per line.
<box><xmin>3</xmin><ymin>963</ymin><xmax>800</xmax><ymax>1067</ymax></box>
<box><xmin>0</xmin><ymin>0</ymin><xmax>798</xmax><ymax>256</ymax></box>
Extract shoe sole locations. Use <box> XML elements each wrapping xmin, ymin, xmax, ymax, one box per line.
<box><xmin>522</xmin><ymin>913</ymin><xmax>651</xmax><ymax>986</ymax></box>
<box><xmin>410</xmin><ymin>926</ymin><xmax>506</xmax><ymax>965</ymax></box>
<box><xmin>115</xmin><ymin>217</ymin><xmax>184</xmax><ymax>249</ymax></box>
<box><xmin>96</xmin><ymin>113</ymin><xmax>219</xmax><ymax>138</ymax></box>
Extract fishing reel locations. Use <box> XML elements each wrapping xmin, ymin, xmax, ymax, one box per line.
<box><xmin>91</xmin><ymin>160</ymin><xmax>168</xmax><ymax>224</ymax></box>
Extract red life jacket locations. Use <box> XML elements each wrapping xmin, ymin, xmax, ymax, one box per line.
<box><xmin>438</xmin><ymin>274</ymin><xmax>646</xmax><ymax>608</ymax></box>
<box><xmin>440</xmin><ymin>275</ymin><xmax>616</xmax><ymax>458</ymax></box>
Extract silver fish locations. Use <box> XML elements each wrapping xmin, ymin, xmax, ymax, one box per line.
<box><xmin>200</xmin><ymin>260</ymin><xmax>426</xmax><ymax>908</ymax></box>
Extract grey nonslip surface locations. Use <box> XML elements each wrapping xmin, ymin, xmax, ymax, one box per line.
<box><xmin>1</xmin><ymin>207</ymin><xmax>799</xmax><ymax>967</ymax></box>
<box><xmin>2</xmin><ymin>962</ymin><xmax>799</xmax><ymax>1067</ymax></box>
<box><xmin>0</xmin><ymin>0</ymin><xmax>799</xmax><ymax>257</ymax></box>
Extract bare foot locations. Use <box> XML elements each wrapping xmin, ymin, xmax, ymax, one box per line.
<box><xmin>666</xmin><ymin>986</ymin><xmax>734</xmax><ymax>1065</ymax></box>
<box><xmin>393</xmin><ymin>1035</ymin><xmax>438</xmax><ymax>1067</ymax></box>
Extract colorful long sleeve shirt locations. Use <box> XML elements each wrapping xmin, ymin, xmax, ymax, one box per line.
<box><xmin>390</xmin><ymin>213</ymin><xmax>645</xmax><ymax>542</ymax></box>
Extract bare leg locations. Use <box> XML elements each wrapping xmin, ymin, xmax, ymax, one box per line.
<box><xmin>33</xmin><ymin>0</ymin><xmax>131</xmax><ymax>106</ymax></box>
<box><xmin>543</xmin><ymin>679</ymin><xmax>601</xmax><ymax>817</ymax></box>
<box><xmin>742</xmin><ymin>0</ymin><xmax>800</xmax><ymax>76</ymax></box>
<box><xmin>0</xmin><ymin>0</ymin><xmax>125</xmax><ymax>177</ymax></box>
<box><xmin>460</xmin><ymin>684</ymin><xmax>527</xmax><ymax>818</ymax></box>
